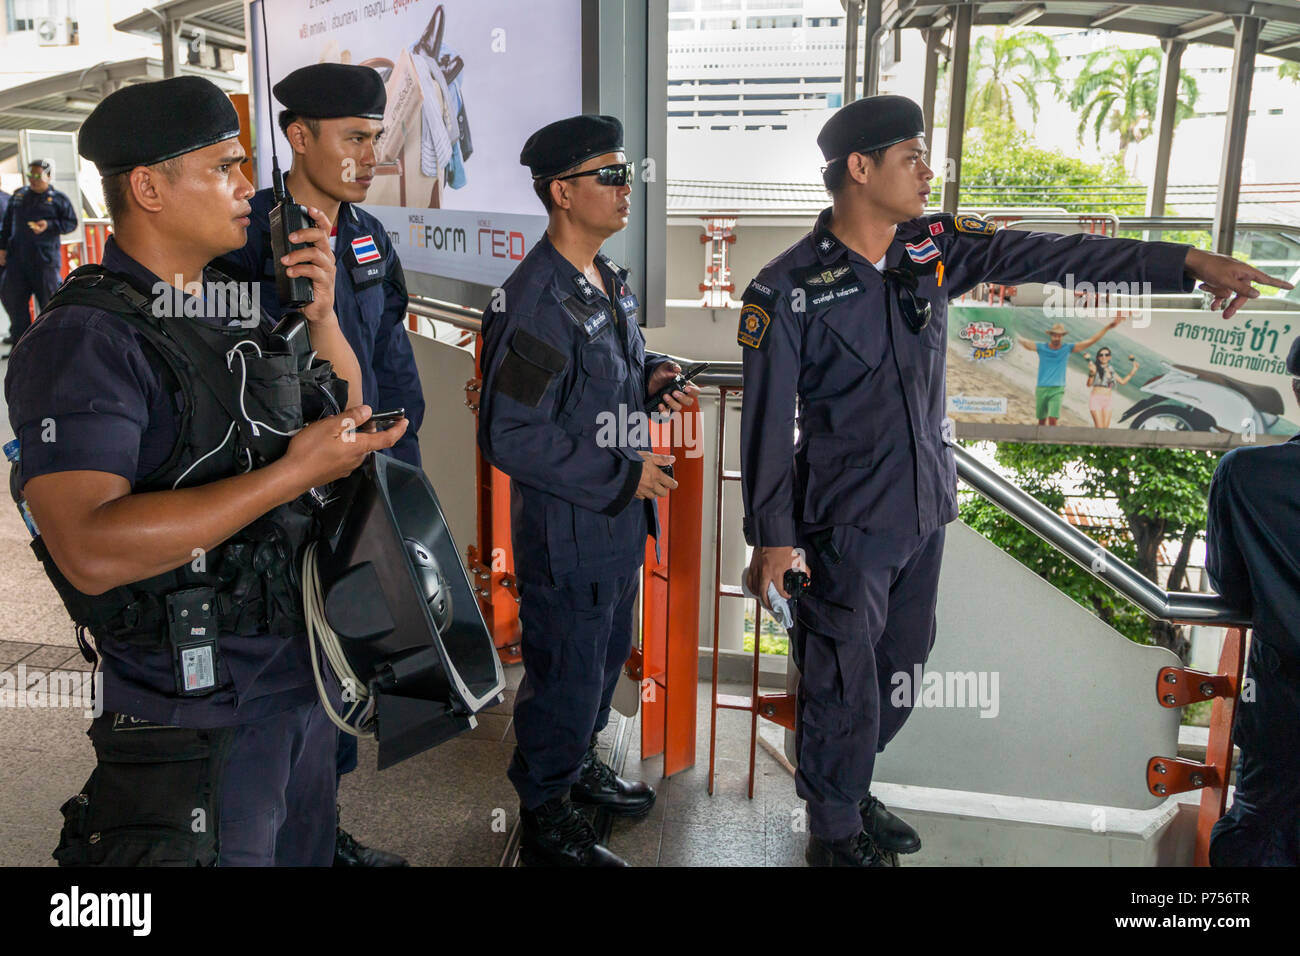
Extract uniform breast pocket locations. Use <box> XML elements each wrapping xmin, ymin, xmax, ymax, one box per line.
<box><xmin>799</xmin><ymin>435</ymin><xmax>876</xmax><ymax>526</ymax></box>
<box><xmin>918</xmin><ymin>288</ymin><xmax>947</xmax><ymax>351</ymax></box>
<box><xmin>818</xmin><ymin>306</ymin><xmax>887</xmax><ymax>371</ymax></box>
<box><xmin>353</xmin><ymin>278</ymin><xmax>386</xmax><ymax>337</ymax></box>
<box><xmin>563</xmin><ymin>341</ymin><xmax>629</xmax><ymax>436</ymax></box>
<box><xmin>628</xmin><ymin>325</ymin><xmax>647</xmax><ymax>370</ymax></box>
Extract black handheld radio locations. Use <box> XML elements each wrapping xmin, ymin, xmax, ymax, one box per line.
<box><xmin>259</xmin><ymin>1</ymin><xmax>313</xmax><ymax>349</ymax></box>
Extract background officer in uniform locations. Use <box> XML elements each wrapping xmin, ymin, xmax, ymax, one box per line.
<box><xmin>5</xmin><ymin>76</ymin><xmax>404</xmax><ymax>865</ymax></box>
<box><xmin>0</xmin><ymin>159</ymin><xmax>78</xmax><ymax>347</ymax></box>
<box><xmin>478</xmin><ymin>115</ymin><xmax>695</xmax><ymax>866</ymax></box>
<box><xmin>1203</xmin><ymin>335</ymin><xmax>1300</xmax><ymax>865</ymax></box>
<box><xmin>739</xmin><ymin>93</ymin><xmax>1289</xmax><ymax>867</ymax></box>
<box><xmin>217</xmin><ymin>61</ymin><xmax>417</xmax><ymax>868</ymax></box>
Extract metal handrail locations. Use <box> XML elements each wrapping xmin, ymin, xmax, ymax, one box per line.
<box><xmin>407</xmin><ymin>296</ymin><xmax>483</xmax><ymax>332</ymax></box>
<box><xmin>408</xmin><ymin>296</ymin><xmax>1248</xmax><ymax>628</ymax></box>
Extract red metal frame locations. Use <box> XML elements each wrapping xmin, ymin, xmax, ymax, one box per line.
<box><xmin>1196</xmin><ymin>627</ymin><xmax>1246</xmax><ymax>866</ymax></box>
<box><xmin>1146</xmin><ymin>626</ymin><xmax>1247</xmax><ymax>866</ymax></box>
<box><xmin>707</xmin><ymin>385</ymin><xmax>794</xmax><ymax>798</ymax></box>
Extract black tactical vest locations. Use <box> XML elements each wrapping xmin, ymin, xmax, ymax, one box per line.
<box><xmin>13</xmin><ymin>264</ymin><xmax>350</xmax><ymax>651</ymax></box>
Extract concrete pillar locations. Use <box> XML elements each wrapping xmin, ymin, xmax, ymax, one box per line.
<box><xmin>862</xmin><ymin>0</ymin><xmax>883</xmax><ymax>98</ymax></box>
<box><xmin>922</xmin><ymin>27</ymin><xmax>942</xmax><ymax>141</ymax></box>
<box><xmin>1146</xmin><ymin>38</ymin><xmax>1186</xmax><ymax>230</ymax></box>
<box><xmin>843</xmin><ymin>1</ymin><xmax>862</xmax><ymax>106</ymax></box>
<box><xmin>942</xmin><ymin>3</ymin><xmax>973</xmax><ymax>215</ymax></box>
<box><xmin>161</xmin><ymin>16</ymin><xmax>181</xmax><ymax>78</ymax></box>
<box><xmin>1213</xmin><ymin>17</ymin><xmax>1262</xmax><ymax>256</ymax></box>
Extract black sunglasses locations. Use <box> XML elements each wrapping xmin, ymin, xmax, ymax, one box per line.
<box><xmin>552</xmin><ymin>162</ymin><xmax>634</xmax><ymax>187</ymax></box>
<box><xmin>882</xmin><ymin>267</ymin><xmax>932</xmax><ymax>333</ymax></box>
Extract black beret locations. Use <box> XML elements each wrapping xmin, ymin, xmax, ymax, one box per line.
<box><xmin>79</xmin><ymin>76</ymin><xmax>240</xmax><ymax>176</ymax></box>
<box><xmin>1287</xmin><ymin>336</ymin><xmax>1300</xmax><ymax>377</ymax></box>
<box><xmin>817</xmin><ymin>94</ymin><xmax>926</xmax><ymax>162</ymax></box>
<box><xmin>273</xmin><ymin>63</ymin><xmax>386</xmax><ymax>120</ymax></box>
<box><xmin>28</xmin><ymin>158</ymin><xmax>50</xmax><ymax>171</ymax></box>
<box><xmin>520</xmin><ymin>114</ymin><xmax>623</xmax><ymax>180</ymax></box>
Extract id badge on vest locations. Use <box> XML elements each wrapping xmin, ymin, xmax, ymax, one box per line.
<box><xmin>167</xmin><ymin>587</ymin><xmax>220</xmax><ymax>697</ymax></box>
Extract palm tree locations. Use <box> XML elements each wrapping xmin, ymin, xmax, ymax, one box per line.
<box><xmin>965</xmin><ymin>28</ymin><xmax>1062</xmax><ymax>130</ymax></box>
<box><xmin>1068</xmin><ymin>47</ymin><xmax>1198</xmax><ymax>164</ymax></box>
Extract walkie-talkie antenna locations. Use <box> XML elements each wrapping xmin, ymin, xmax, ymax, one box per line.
<box><xmin>259</xmin><ymin>0</ymin><xmax>287</xmax><ymax>203</ymax></box>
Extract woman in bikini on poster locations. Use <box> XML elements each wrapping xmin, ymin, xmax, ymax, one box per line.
<box><xmin>1085</xmin><ymin>346</ymin><xmax>1140</xmax><ymax>428</ymax></box>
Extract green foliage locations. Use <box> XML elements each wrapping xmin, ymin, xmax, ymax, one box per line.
<box><xmin>1067</xmin><ymin>47</ymin><xmax>1199</xmax><ymax>158</ymax></box>
<box><xmin>743</xmin><ymin>607</ymin><xmax>790</xmax><ymax>656</ymax></box>
<box><xmin>1278</xmin><ymin>60</ymin><xmax>1300</xmax><ymax>84</ymax></box>
<box><xmin>958</xmin><ymin>441</ymin><xmax>1220</xmax><ymax>653</ymax></box>
<box><xmin>946</xmin><ymin>114</ymin><xmax>1217</xmax><ymax>251</ymax></box>
<box><xmin>965</xmin><ymin>29</ymin><xmax>1062</xmax><ymax>130</ymax></box>
<box><xmin>958</xmin><ymin>119</ymin><xmax>1133</xmax><ymax>201</ymax></box>
<box><xmin>947</xmin><ymin>116</ymin><xmax>1153</xmax><ymax>217</ymax></box>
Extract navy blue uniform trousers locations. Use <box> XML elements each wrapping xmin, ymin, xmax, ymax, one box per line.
<box><xmin>1209</xmin><ymin>637</ymin><xmax>1300</xmax><ymax>866</ymax></box>
<box><xmin>1</xmin><ymin>257</ymin><xmax>60</xmax><ymax>339</ymax></box>
<box><xmin>508</xmin><ymin>570</ymin><xmax>639</xmax><ymax>809</ymax></box>
<box><xmin>791</xmin><ymin>524</ymin><xmax>945</xmax><ymax>841</ymax></box>
<box><xmin>218</xmin><ymin>699</ymin><xmax>337</xmax><ymax>866</ymax></box>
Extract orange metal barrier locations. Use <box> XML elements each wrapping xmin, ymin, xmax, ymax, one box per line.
<box><xmin>639</xmin><ymin>408</ymin><xmax>703</xmax><ymax>776</ymax></box>
<box><xmin>464</xmin><ymin>336</ymin><xmax>522</xmax><ymax>664</ymax></box>
<box><xmin>1147</xmin><ymin>625</ymin><xmax>1247</xmax><ymax>866</ymax></box>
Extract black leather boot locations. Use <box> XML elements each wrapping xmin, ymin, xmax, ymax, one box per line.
<box><xmin>519</xmin><ymin>797</ymin><xmax>628</xmax><ymax>867</ymax></box>
<box><xmin>570</xmin><ymin>737</ymin><xmax>656</xmax><ymax>817</ymax></box>
<box><xmin>859</xmin><ymin>793</ymin><xmax>921</xmax><ymax>855</ymax></box>
<box><xmin>334</xmin><ymin>816</ymin><xmax>409</xmax><ymax>867</ymax></box>
<box><xmin>805</xmin><ymin>830</ymin><xmax>891</xmax><ymax>867</ymax></box>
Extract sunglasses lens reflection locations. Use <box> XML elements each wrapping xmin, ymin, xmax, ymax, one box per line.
<box><xmin>597</xmin><ymin>163</ymin><xmax>633</xmax><ymax>186</ymax></box>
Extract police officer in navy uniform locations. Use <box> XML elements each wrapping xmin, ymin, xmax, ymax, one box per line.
<box><xmin>1204</xmin><ymin>335</ymin><xmax>1300</xmax><ymax>866</ymax></box>
<box><xmin>478</xmin><ymin>115</ymin><xmax>695</xmax><ymax>866</ymax></box>
<box><xmin>217</xmin><ymin>62</ymin><xmax>418</xmax><ymax>868</ymax></box>
<box><xmin>0</xmin><ymin>159</ymin><xmax>78</xmax><ymax>347</ymax></box>
<box><xmin>739</xmin><ymin>94</ymin><xmax>1289</xmax><ymax>866</ymax></box>
<box><xmin>219</xmin><ymin>63</ymin><xmax>423</xmax><ymax>470</ymax></box>
<box><xmin>5</xmin><ymin>75</ymin><xmax>405</xmax><ymax>866</ymax></box>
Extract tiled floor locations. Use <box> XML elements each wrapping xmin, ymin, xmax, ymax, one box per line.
<box><xmin>0</xmin><ymin>629</ymin><xmax>799</xmax><ymax>866</ymax></box>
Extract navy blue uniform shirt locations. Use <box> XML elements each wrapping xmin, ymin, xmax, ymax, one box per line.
<box><xmin>0</xmin><ymin>185</ymin><xmax>77</xmax><ymax>264</ymax></box>
<box><xmin>218</xmin><ymin>188</ymin><xmax>424</xmax><ymax>465</ymax></box>
<box><xmin>4</xmin><ymin>236</ymin><xmax>319</xmax><ymax>727</ymax></box>
<box><xmin>477</xmin><ymin>232</ymin><xmax>672</xmax><ymax>585</ymax></box>
<box><xmin>739</xmin><ymin>208</ymin><xmax>1195</xmax><ymax>546</ymax></box>
<box><xmin>1206</xmin><ymin>435</ymin><xmax>1300</xmax><ymax>661</ymax></box>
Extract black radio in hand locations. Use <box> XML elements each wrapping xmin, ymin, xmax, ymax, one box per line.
<box><xmin>268</xmin><ymin>168</ymin><xmax>315</xmax><ymax>310</ymax></box>
<box><xmin>645</xmin><ymin>361</ymin><xmax>710</xmax><ymax>415</ymax></box>
<box><xmin>258</xmin><ymin>0</ymin><xmax>313</xmax><ymax>346</ymax></box>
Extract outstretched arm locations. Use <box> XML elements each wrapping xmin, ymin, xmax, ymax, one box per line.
<box><xmin>1073</xmin><ymin>316</ymin><xmax>1122</xmax><ymax>352</ymax></box>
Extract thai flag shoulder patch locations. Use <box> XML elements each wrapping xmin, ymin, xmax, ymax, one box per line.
<box><xmin>351</xmin><ymin>235</ymin><xmax>382</xmax><ymax>264</ymax></box>
<box><xmin>904</xmin><ymin>237</ymin><xmax>941</xmax><ymax>264</ymax></box>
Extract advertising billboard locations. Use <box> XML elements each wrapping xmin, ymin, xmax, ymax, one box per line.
<box><xmin>945</xmin><ymin>303</ymin><xmax>1298</xmax><ymax>442</ymax></box>
<box><xmin>252</xmin><ymin>0</ymin><xmax>584</xmax><ymax>288</ymax></box>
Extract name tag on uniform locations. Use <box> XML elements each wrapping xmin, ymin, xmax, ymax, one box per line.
<box><xmin>584</xmin><ymin>310</ymin><xmax>610</xmax><ymax>337</ymax></box>
<box><xmin>619</xmin><ymin>293</ymin><xmax>639</xmax><ymax>317</ymax></box>
<box><xmin>351</xmin><ymin>263</ymin><xmax>384</xmax><ymax>285</ymax></box>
